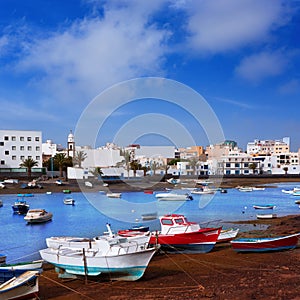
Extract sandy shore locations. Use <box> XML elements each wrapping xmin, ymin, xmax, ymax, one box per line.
<box><xmin>37</xmin><ymin>215</ymin><xmax>300</xmax><ymax>300</ymax></box>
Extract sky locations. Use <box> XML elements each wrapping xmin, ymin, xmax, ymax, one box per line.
<box><xmin>1</xmin><ymin>0</ymin><xmax>300</xmax><ymax>151</ymax></box>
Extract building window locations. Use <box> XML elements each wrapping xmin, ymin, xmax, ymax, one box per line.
<box><xmin>12</xmin><ymin>146</ymin><xmax>16</xmax><ymax>150</ymax></box>
<box><xmin>28</xmin><ymin>146</ymin><xmax>32</xmax><ymax>151</ymax></box>
<box><xmin>244</xmin><ymin>163</ymin><xmax>249</xmax><ymax>168</ymax></box>
<box><xmin>235</xmin><ymin>163</ymin><xmax>240</xmax><ymax>168</ymax></box>
<box><xmin>226</xmin><ymin>170</ymin><xmax>230</xmax><ymax>175</ymax></box>
<box><xmin>35</xmin><ymin>137</ymin><xmax>40</xmax><ymax>141</ymax></box>
<box><xmin>226</xmin><ymin>163</ymin><xmax>230</xmax><ymax>168</ymax></box>
<box><xmin>36</xmin><ymin>146</ymin><xmax>40</xmax><ymax>151</ymax></box>
<box><xmin>27</xmin><ymin>137</ymin><xmax>32</xmax><ymax>141</ymax></box>
<box><xmin>4</xmin><ymin>136</ymin><xmax>8</xmax><ymax>141</ymax></box>
<box><xmin>20</xmin><ymin>136</ymin><xmax>24</xmax><ymax>141</ymax></box>
<box><xmin>36</xmin><ymin>156</ymin><xmax>40</xmax><ymax>160</ymax></box>
<box><xmin>28</xmin><ymin>156</ymin><xmax>32</xmax><ymax>159</ymax></box>
<box><xmin>0</xmin><ymin>160</ymin><xmax>5</xmax><ymax>165</ymax></box>
<box><xmin>0</xmin><ymin>142</ymin><xmax>4</xmax><ymax>146</ymax></box>
<box><xmin>11</xmin><ymin>136</ymin><xmax>16</xmax><ymax>141</ymax></box>
<box><xmin>20</xmin><ymin>146</ymin><xmax>24</xmax><ymax>151</ymax></box>
<box><xmin>12</xmin><ymin>156</ymin><xmax>16</xmax><ymax>160</ymax></box>
<box><xmin>5</xmin><ymin>150</ymin><xmax>9</xmax><ymax>155</ymax></box>
<box><xmin>20</xmin><ymin>156</ymin><xmax>25</xmax><ymax>160</ymax></box>
<box><xmin>235</xmin><ymin>170</ymin><xmax>240</xmax><ymax>175</ymax></box>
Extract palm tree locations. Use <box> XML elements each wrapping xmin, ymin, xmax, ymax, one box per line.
<box><xmin>54</xmin><ymin>153</ymin><xmax>68</xmax><ymax>178</ymax></box>
<box><xmin>150</xmin><ymin>161</ymin><xmax>159</xmax><ymax>175</ymax></box>
<box><xmin>283</xmin><ymin>166</ymin><xmax>288</xmax><ymax>175</ymax></box>
<box><xmin>90</xmin><ymin>167</ymin><xmax>103</xmax><ymax>178</ymax></box>
<box><xmin>123</xmin><ymin>150</ymin><xmax>131</xmax><ymax>178</ymax></box>
<box><xmin>20</xmin><ymin>158</ymin><xmax>38</xmax><ymax>178</ymax></box>
<box><xmin>130</xmin><ymin>160</ymin><xmax>140</xmax><ymax>177</ymax></box>
<box><xmin>73</xmin><ymin>150</ymin><xmax>87</xmax><ymax>168</ymax></box>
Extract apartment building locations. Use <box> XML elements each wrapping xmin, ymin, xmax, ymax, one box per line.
<box><xmin>247</xmin><ymin>137</ymin><xmax>290</xmax><ymax>155</ymax></box>
<box><xmin>0</xmin><ymin>130</ymin><xmax>42</xmax><ymax>168</ymax></box>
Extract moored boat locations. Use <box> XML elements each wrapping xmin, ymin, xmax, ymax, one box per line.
<box><xmin>217</xmin><ymin>228</ymin><xmax>239</xmax><ymax>243</ymax></box>
<box><xmin>141</xmin><ymin>212</ymin><xmax>158</xmax><ymax>221</ymax></box>
<box><xmin>238</xmin><ymin>186</ymin><xmax>253</xmax><ymax>192</ymax></box>
<box><xmin>0</xmin><ymin>270</ymin><xmax>39</xmax><ymax>299</ymax></box>
<box><xmin>63</xmin><ymin>197</ymin><xmax>75</xmax><ymax>205</ymax></box>
<box><xmin>149</xmin><ymin>214</ymin><xmax>221</xmax><ymax>253</ymax></box>
<box><xmin>155</xmin><ymin>192</ymin><xmax>193</xmax><ymax>201</ymax></box>
<box><xmin>230</xmin><ymin>233</ymin><xmax>300</xmax><ymax>252</ymax></box>
<box><xmin>24</xmin><ymin>209</ymin><xmax>53</xmax><ymax>224</ymax></box>
<box><xmin>253</xmin><ymin>204</ymin><xmax>276</xmax><ymax>210</ymax></box>
<box><xmin>12</xmin><ymin>200</ymin><xmax>30</xmax><ymax>215</ymax></box>
<box><xmin>106</xmin><ymin>193</ymin><xmax>122</xmax><ymax>198</ymax></box>
<box><xmin>256</xmin><ymin>213</ymin><xmax>277</xmax><ymax>219</ymax></box>
<box><xmin>191</xmin><ymin>188</ymin><xmax>216</xmax><ymax>195</ymax></box>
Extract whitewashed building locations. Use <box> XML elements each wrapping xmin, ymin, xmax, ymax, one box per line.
<box><xmin>0</xmin><ymin>130</ymin><xmax>42</xmax><ymax>168</ymax></box>
<box><xmin>247</xmin><ymin>137</ymin><xmax>290</xmax><ymax>155</ymax></box>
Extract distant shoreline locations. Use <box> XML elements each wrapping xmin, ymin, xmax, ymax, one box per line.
<box><xmin>1</xmin><ymin>176</ymin><xmax>300</xmax><ymax>195</ymax></box>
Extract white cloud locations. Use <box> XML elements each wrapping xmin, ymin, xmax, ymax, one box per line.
<box><xmin>15</xmin><ymin>1</ymin><xmax>170</xmax><ymax>103</ymax></box>
<box><xmin>279</xmin><ymin>79</ymin><xmax>300</xmax><ymax>94</ymax></box>
<box><xmin>185</xmin><ymin>0</ymin><xmax>290</xmax><ymax>53</ymax></box>
<box><xmin>235</xmin><ymin>51</ymin><xmax>287</xmax><ymax>83</ymax></box>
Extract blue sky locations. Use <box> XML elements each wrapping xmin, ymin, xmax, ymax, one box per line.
<box><xmin>1</xmin><ymin>0</ymin><xmax>300</xmax><ymax>151</ymax></box>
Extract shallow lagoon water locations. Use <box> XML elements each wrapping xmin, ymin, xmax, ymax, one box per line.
<box><xmin>0</xmin><ymin>182</ymin><xmax>299</xmax><ymax>263</ymax></box>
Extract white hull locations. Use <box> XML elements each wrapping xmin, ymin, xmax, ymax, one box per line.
<box><xmin>256</xmin><ymin>214</ymin><xmax>277</xmax><ymax>219</ymax></box>
<box><xmin>217</xmin><ymin>228</ymin><xmax>239</xmax><ymax>242</ymax></box>
<box><xmin>24</xmin><ymin>209</ymin><xmax>53</xmax><ymax>223</ymax></box>
<box><xmin>0</xmin><ymin>260</ymin><xmax>43</xmax><ymax>271</ymax></box>
<box><xmin>107</xmin><ymin>193</ymin><xmax>122</xmax><ymax>198</ymax></box>
<box><xmin>0</xmin><ymin>271</ymin><xmax>39</xmax><ymax>300</ymax></box>
<box><xmin>40</xmin><ymin>247</ymin><xmax>157</xmax><ymax>281</ymax></box>
<box><xmin>155</xmin><ymin>193</ymin><xmax>192</xmax><ymax>201</ymax></box>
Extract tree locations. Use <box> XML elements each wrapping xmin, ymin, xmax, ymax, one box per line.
<box><xmin>90</xmin><ymin>167</ymin><xmax>103</xmax><ymax>178</ymax></box>
<box><xmin>189</xmin><ymin>157</ymin><xmax>199</xmax><ymax>175</ymax></box>
<box><xmin>73</xmin><ymin>150</ymin><xmax>87</xmax><ymax>168</ymax></box>
<box><xmin>283</xmin><ymin>167</ymin><xmax>288</xmax><ymax>175</ymax></box>
<box><xmin>53</xmin><ymin>153</ymin><xmax>71</xmax><ymax>178</ymax></box>
<box><xmin>130</xmin><ymin>160</ymin><xmax>141</xmax><ymax>177</ymax></box>
<box><xmin>20</xmin><ymin>158</ymin><xmax>38</xmax><ymax>178</ymax></box>
<box><xmin>150</xmin><ymin>161</ymin><xmax>159</xmax><ymax>175</ymax></box>
<box><xmin>249</xmin><ymin>163</ymin><xmax>257</xmax><ymax>174</ymax></box>
<box><xmin>123</xmin><ymin>150</ymin><xmax>131</xmax><ymax>178</ymax></box>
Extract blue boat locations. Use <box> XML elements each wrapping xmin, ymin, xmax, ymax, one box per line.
<box><xmin>17</xmin><ymin>193</ymin><xmax>34</xmax><ymax>197</ymax></box>
<box><xmin>12</xmin><ymin>200</ymin><xmax>30</xmax><ymax>215</ymax></box>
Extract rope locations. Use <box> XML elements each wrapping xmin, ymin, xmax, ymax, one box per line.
<box><xmin>41</xmin><ymin>274</ymin><xmax>96</xmax><ymax>300</ymax></box>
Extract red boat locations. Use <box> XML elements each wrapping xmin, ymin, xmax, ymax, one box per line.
<box><xmin>231</xmin><ymin>233</ymin><xmax>300</xmax><ymax>253</ymax></box>
<box><xmin>149</xmin><ymin>214</ymin><xmax>221</xmax><ymax>253</ymax></box>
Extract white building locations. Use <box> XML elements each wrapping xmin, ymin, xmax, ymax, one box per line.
<box><xmin>247</xmin><ymin>137</ymin><xmax>290</xmax><ymax>155</ymax></box>
<box><xmin>42</xmin><ymin>140</ymin><xmax>58</xmax><ymax>157</ymax></box>
<box><xmin>0</xmin><ymin>130</ymin><xmax>42</xmax><ymax>168</ymax></box>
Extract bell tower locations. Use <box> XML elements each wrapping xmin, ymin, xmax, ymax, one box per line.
<box><xmin>67</xmin><ymin>130</ymin><xmax>75</xmax><ymax>158</ymax></box>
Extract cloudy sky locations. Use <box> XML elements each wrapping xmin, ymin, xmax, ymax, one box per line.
<box><xmin>1</xmin><ymin>0</ymin><xmax>300</xmax><ymax>150</ymax></box>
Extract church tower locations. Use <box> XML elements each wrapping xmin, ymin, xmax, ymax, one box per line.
<box><xmin>67</xmin><ymin>130</ymin><xmax>75</xmax><ymax>158</ymax></box>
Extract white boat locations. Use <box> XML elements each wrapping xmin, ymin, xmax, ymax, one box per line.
<box><xmin>85</xmin><ymin>181</ymin><xmax>93</xmax><ymax>188</ymax></box>
<box><xmin>0</xmin><ymin>260</ymin><xmax>43</xmax><ymax>272</ymax></box>
<box><xmin>252</xmin><ymin>187</ymin><xmax>265</xmax><ymax>191</ymax></box>
<box><xmin>155</xmin><ymin>192</ymin><xmax>193</xmax><ymax>201</ymax></box>
<box><xmin>292</xmin><ymin>191</ymin><xmax>300</xmax><ymax>196</ymax></box>
<box><xmin>191</xmin><ymin>188</ymin><xmax>216</xmax><ymax>195</ymax></box>
<box><xmin>24</xmin><ymin>209</ymin><xmax>53</xmax><ymax>224</ymax></box>
<box><xmin>253</xmin><ymin>204</ymin><xmax>276</xmax><ymax>210</ymax></box>
<box><xmin>217</xmin><ymin>228</ymin><xmax>239</xmax><ymax>243</ymax></box>
<box><xmin>63</xmin><ymin>197</ymin><xmax>75</xmax><ymax>205</ymax></box>
<box><xmin>238</xmin><ymin>186</ymin><xmax>253</xmax><ymax>192</ymax></box>
<box><xmin>166</xmin><ymin>178</ymin><xmax>181</xmax><ymax>184</ymax></box>
<box><xmin>281</xmin><ymin>189</ymin><xmax>294</xmax><ymax>194</ymax></box>
<box><xmin>256</xmin><ymin>213</ymin><xmax>277</xmax><ymax>219</ymax></box>
<box><xmin>106</xmin><ymin>193</ymin><xmax>122</xmax><ymax>198</ymax></box>
<box><xmin>41</xmin><ymin>225</ymin><xmax>157</xmax><ymax>281</ymax></box>
<box><xmin>0</xmin><ymin>270</ymin><xmax>39</xmax><ymax>300</ymax></box>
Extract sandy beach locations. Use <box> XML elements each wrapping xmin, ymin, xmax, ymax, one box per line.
<box><xmin>1</xmin><ymin>177</ymin><xmax>300</xmax><ymax>299</ymax></box>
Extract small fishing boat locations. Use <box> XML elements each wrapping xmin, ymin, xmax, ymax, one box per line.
<box><xmin>238</xmin><ymin>186</ymin><xmax>253</xmax><ymax>192</ymax></box>
<box><xmin>143</xmin><ymin>190</ymin><xmax>153</xmax><ymax>194</ymax></box>
<box><xmin>118</xmin><ymin>225</ymin><xmax>150</xmax><ymax>237</ymax></box>
<box><xmin>191</xmin><ymin>188</ymin><xmax>216</xmax><ymax>195</ymax></box>
<box><xmin>155</xmin><ymin>192</ymin><xmax>193</xmax><ymax>201</ymax></box>
<box><xmin>0</xmin><ymin>270</ymin><xmax>39</xmax><ymax>299</ymax></box>
<box><xmin>63</xmin><ymin>197</ymin><xmax>75</xmax><ymax>205</ymax></box>
<box><xmin>295</xmin><ymin>200</ymin><xmax>300</xmax><ymax>204</ymax></box>
<box><xmin>85</xmin><ymin>181</ymin><xmax>93</xmax><ymax>188</ymax></box>
<box><xmin>149</xmin><ymin>214</ymin><xmax>221</xmax><ymax>253</ymax></box>
<box><xmin>0</xmin><ymin>260</ymin><xmax>43</xmax><ymax>272</ymax></box>
<box><xmin>217</xmin><ymin>228</ymin><xmax>239</xmax><ymax>243</ymax></box>
<box><xmin>281</xmin><ymin>189</ymin><xmax>294</xmax><ymax>194</ymax></box>
<box><xmin>230</xmin><ymin>233</ymin><xmax>300</xmax><ymax>252</ymax></box>
<box><xmin>141</xmin><ymin>212</ymin><xmax>158</xmax><ymax>221</ymax></box>
<box><xmin>17</xmin><ymin>193</ymin><xmax>34</xmax><ymax>197</ymax></box>
<box><xmin>253</xmin><ymin>204</ymin><xmax>276</xmax><ymax>210</ymax></box>
<box><xmin>166</xmin><ymin>178</ymin><xmax>181</xmax><ymax>184</ymax></box>
<box><xmin>63</xmin><ymin>189</ymin><xmax>71</xmax><ymax>194</ymax></box>
<box><xmin>106</xmin><ymin>193</ymin><xmax>122</xmax><ymax>198</ymax></box>
<box><xmin>292</xmin><ymin>191</ymin><xmax>300</xmax><ymax>196</ymax></box>
<box><xmin>256</xmin><ymin>213</ymin><xmax>277</xmax><ymax>219</ymax></box>
<box><xmin>24</xmin><ymin>209</ymin><xmax>53</xmax><ymax>224</ymax></box>
<box><xmin>41</xmin><ymin>224</ymin><xmax>158</xmax><ymax>281</ymax></box>
<box><xmin>12</xmin><ymin>200</ymin><xmax>30</xmax><ymax>215</ymax></box>
<box><xmin>252</xmin><ymin>187</ymin><xmax>265</xmax><ymax>191</ymax></box>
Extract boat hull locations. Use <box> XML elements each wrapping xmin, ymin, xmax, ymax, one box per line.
<box><xmin>0</xmin><ymin>271</ymin><xmax>39</xmax><ymax>300</ymax></box>
<box><xmin>149</xmin><ymin>228</ymin><xmax>221</xmax><ymax>253</ymax></box>
<box><xmin>231</xmin><ymin>233</ymin><xmax>300</xmax><ymax>252</ymax></box>
<box><xmin>40</xmin><ymin>247</ymin><xmax>157</xmax><ymax>281</ymax></box>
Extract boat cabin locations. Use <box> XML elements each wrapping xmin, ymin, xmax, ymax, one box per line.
<box><xmin>159</xmin><ymin>214</ymin><xmax>200</xmax><ymax>235</ymax></box>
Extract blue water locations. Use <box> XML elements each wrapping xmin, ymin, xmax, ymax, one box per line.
<box><xmin>0</xmin><ymin>182</ymin><xmax>299</xmax><ymax>263</ymax></box>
